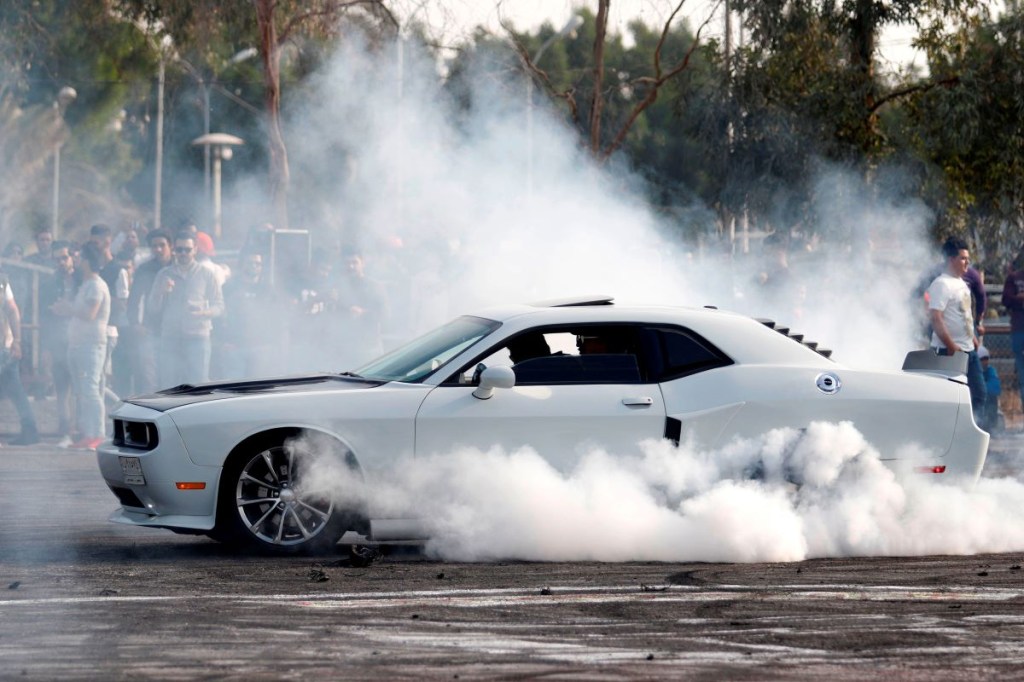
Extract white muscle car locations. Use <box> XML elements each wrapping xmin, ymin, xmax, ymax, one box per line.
<box><xmin>96</xmin><ymin>296</ymin><xmax>988</xmax><ymax>554</ymax></box>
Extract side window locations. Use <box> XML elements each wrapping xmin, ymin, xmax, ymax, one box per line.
<box><xmin>452</xmin><ymin>326</ymin><xmax>647</xmax><ymax>385</ymax></box>
<box><xmin>512</xmin><ymin>354</ymin><xmax>641</xmax><ymax>384</ymax></box>
<box><xmin>654</xmin><ymin>327</ymin><xmax>731</xmax><ymax>380</ymax></box>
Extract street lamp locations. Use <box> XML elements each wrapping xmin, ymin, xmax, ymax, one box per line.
<box><xmin>178</xmin><ymin>48</ymin><xmax>258</xmax><ymax>205</ymax></box>
<box><xmin>191</xmin><ymin>133</ymin><xmax>244</xmax><ymax>240</ymax></box>
<box><xmin>51</xmin><ymin>86</ymin><xmax>77</xmax><ymax>237</ymax></box>
<box><xmin>526</xmin><ymin>14</ymin><xmax>583</xmax><ymax>197</ymax></box>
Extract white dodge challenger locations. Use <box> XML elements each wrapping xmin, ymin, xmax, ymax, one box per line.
<box><xmin>96</xmin><ymin>296</ymin><xmax>989</xmax><ymax>554</ymax></box>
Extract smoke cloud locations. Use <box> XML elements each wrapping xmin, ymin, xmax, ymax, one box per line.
<box><xmin>320</xmin><ymin>421</ymin><xmax>1024</xmax><ymax>563</ymax></box>
<box><xmin>245</xmin><ymin>35</ymin><xmax>940</xmax><ymax>374</ymax></box>
<box><xmin>255</xmin><ymin>36</ymin><xmax>1021</xmax><ymax>563</ymax></box>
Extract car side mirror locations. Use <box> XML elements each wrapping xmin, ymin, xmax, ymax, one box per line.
<box><xmin>472</xmin><ymin>365</ymin><xmax>516</xmax><ymax>400</ymax></box>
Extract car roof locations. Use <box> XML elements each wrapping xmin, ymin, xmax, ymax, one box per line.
<box><xmin>468</xmin><ymin>297</ymin><xmax>835</xmax><ymax>367</ymax></box>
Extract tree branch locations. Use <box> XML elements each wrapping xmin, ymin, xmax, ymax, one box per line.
<box><xmin>870</xmin><ymin>75</ymin><xmax>960</xmax><ymax>113</ymax></box>
<box><xmin>278</xmin><ymin>0</ymin><xmax>397</xmax><ymax>44</ymax></box>
<box><xmin>589</xmin><ymin>0</ymin><xmax>610</xmax><ymax>154</ymax></box>
<box><xmin>501</xmin><ymin>17</ymin><xmax>582</xmax><ymax>130</ymax></box>
<box><xmin>600</xmin><ymin>0</ymin><xmax>722</xmax><ymax>161</ymax></box>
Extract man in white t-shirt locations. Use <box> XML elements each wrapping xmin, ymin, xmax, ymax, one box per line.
<box><xmin>927</xmin><ymin>236</ymin><xmax>987</xmax><ymax>428</ymax></box>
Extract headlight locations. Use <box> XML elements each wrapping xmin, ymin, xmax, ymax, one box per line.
<box><xmin>113</xmin><ymin>419</ymin><xmax>159</xmax><ymax>451</ymax></box>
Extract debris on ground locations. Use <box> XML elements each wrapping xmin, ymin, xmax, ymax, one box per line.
<box><xmin>307</xmin><ymin>565</ymin><xmax>330</xmax><ymax>583</ymax></box>
<box><xmin>348</xmin><ymin>545</ymin><xmax>381</xmax><ymax>568</ymax></box>
<box><xmin>666</xmin><ymin>571</ymin><xmax>703</xmax><ymax>586</ymax></box>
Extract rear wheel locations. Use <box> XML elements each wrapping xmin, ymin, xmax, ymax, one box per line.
<box><xmin>212</xmin><ymin>433</ymin><xmax>359</xmax><ymax>554</ymax></box>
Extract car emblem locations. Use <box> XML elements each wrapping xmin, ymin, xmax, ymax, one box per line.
<box><xmin>815</xmin><ymin>372</ymin><xmax>841</xmax><ymax>394</ymax></box>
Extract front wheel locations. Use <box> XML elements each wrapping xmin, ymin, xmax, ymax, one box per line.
<box><xmin>213</xmin><ymin>434</ymin><xmax>359</xmax><ymax>554</ymax></box>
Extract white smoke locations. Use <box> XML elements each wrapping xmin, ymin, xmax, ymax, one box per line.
<box><xmin>239</xmin><ymin>35</ymin><xmax>1023</xmax><ymax>564</ymax></box>
<box><xmin>254</xmin><ymin>36</ymin><xmax>941</xmax><ymax>375</ymax></box>
<box><xmin>281</xmin><ymin>38</ymin><xmax>693</xmax><ymax>341</ymax></box>
<box><xmin>342</xmin><ymin>421</ymin><xmax>1024</xmax><ymax>562</ymax></box>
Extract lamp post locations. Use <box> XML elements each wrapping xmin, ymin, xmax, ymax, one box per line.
<box><xmin>179</xmin><ymin>48</ymin><xmax>257</xmax><ymax>206</ymax></box>
<box><xmin>526</xmin><ymin>15</ymin><xmax>583</xmax><ymax>198</ymax></box>
<box><xmin>51</xmin><ymin>86</ymin><xmax>77</xmax><ymax>238</ymax></box>
<box><xmin>191</xmin><ymin>133</ymin><xmax>244</xmax><ymax>239</ymax></box>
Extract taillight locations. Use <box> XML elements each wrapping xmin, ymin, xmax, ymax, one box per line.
<box><xmin>915</xmin><ymin>465</ymin><xmax>946</xmax><ymax>474</ymax></box>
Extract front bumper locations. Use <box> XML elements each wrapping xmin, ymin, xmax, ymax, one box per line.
<box><xmin>96</xmin><ymin>403</ymin><xmax>221</xmax><ymax>531</ymax></box>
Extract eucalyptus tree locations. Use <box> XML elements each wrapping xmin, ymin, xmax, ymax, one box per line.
<box><xmin>116</xmin><ymin>0</ymin><xmax>396</xmax><ymax>229</ymax></box>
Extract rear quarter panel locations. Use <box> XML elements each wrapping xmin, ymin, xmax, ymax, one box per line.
<box><xmin>662</xmin><ymin>364</ymin><xmax>962</xmax><ymax>459</ymax></box>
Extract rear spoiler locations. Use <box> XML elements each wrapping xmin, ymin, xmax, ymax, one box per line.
<box><xmin>902</xmin><ymin>349</ymin><xmax>967</xmax><ymax>378</ymax></box>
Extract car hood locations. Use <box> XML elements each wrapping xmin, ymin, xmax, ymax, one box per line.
<box><xmin>122</xmin><ymin>374</ymin><xmax>385</xmax><ymax>412</ymax></box>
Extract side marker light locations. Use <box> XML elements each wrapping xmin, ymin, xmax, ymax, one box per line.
<box><xmin>914</xmin><ymin>466</ymin><xmax>946</xmax><ymax>474</ymax></box>
<box><xmin>175</xmin><ymin>482</ymin><xmax>207</xmax><ymax>490</ymax></box>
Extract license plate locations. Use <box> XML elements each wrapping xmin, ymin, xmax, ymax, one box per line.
<box><xmin>119</xmin><ymin>456</ymin><xmax>146</xmax><ymax>485</ymax></box>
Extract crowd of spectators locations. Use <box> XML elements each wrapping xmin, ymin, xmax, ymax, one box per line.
<box><xmin>0</xmin><ymin>221</ymin><xmax>389</xmax><ymax>450</ymax></box>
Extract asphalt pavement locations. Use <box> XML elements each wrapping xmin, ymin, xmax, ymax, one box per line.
<box><xmin>3</xmin><ymin>395</ymin><xmax>1024</xmax><ymax>679</ymax></box>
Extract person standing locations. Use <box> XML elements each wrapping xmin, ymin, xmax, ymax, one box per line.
<box><xmin>52</xmin><ymin>242</ymin><xmax>110</xmax><ymax>450</ymax></box>
<box><xmin>147</xmin><ymin>232</ymin><xmax>224</xmax><ymax>388</ymax></box>
<box><xmin>24</xmin><ymin>230</ymin><xmax>54</xmax><ymax>267</ymax></box>
<box><xmin>928</xmin><ymin>236</ymin><xmax>987</xmax><ymax>428</ymax></box>
<box><xmin>978</xmin><ymin>346</ymin><xmax>1003</xmax><ymax>432</ymax></box>
<box><xmin>215</xmin><ymin>251</ymin><xmax>285</xmax><ymax>379</ymax></box>
<box><xmin>1000</xmin><ymin>253</ymin><xmax>1024</xmax><ymax>415</ymax></box>
<box><xmin>334</xmin><ymin>249</ymin><xmax>388</xmax><ymax>367</ymax></box>
<box><xmin>0</xmin><ymin>268</ymin><xmax>40</xmax><ymax>445</ymax></box>
<box><xmin>39</xmin><ymin>241</ymin><xmax>78</xmax><ymax>445</ymax></box>
<box><xmin>126</xmin><ymin>229</ymin><xmax>172</xmax><ymax>394</ymax></box>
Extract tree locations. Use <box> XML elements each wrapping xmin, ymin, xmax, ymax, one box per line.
<box><xmin>0</xmin><ymin>0</ymin><xmax>157</xmax><ymax>238</ymax></box>
<box><xmin>905</xmin><ymin>7</ymin><xmax>1024</xmax><ymax>265</ymax></box>
<box><xmin>504</xmin><ymin>1</ymin><xmax>721</xmax><ymax>163</ymax></box>
<box><xmin>116</xmin><ymin>0</ymin><xmax>396</xmax><ymax>229</ymax></box>
<box><xmin>733</xmin><ymin>0</ymin><xmax>982</xmax><ymax>156</ymax></box>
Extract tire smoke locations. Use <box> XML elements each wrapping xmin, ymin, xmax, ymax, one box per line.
<box><xmin>349</xmin><ymin>422</ymin><xmax>1024</xmax><ymax>562</ymax></box>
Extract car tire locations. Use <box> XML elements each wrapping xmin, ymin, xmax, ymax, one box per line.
<box><xmin>211</xmin><ymin>431</ymin><xmax>362</xmax><ymax>555</ymax></box>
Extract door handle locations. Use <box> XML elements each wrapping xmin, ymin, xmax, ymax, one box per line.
<box><xmin>622</xmin><ymin>397</ymin><xmax>653</xmax><ymax>406</ymax></box>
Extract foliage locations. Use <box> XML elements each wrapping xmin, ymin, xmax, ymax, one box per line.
<box><xmin>115</xmin><ymin>0</ymin><xmax>395</xmax><ymax>229</ymax></box>
<box><xmin>906</xmin><ymin>7</ymin><xmax>1024</xmax><ymax>268</ymax></box>
<box><xmin>0</xmin><ymin>0</ymin><xmax>157</xmax><ymax>240</ymax></box>
<box><xmin>4</xmin><ymin>0</ymin><xmax>1024</xmax><ymax>274</ymax></box>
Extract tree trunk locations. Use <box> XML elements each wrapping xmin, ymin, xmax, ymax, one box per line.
<box><xmin>254</xmin><ymin>0</ymin><xmax>290</xmax><ymax>229</ymax></box>
<box><xmin>850</xmin><ymin>0</ymin><xmax>878</xmax><ymax>154</ymax></box>
<box><xmin>589</xmin><ymin>0</ymin><xmax>610</xmax><ymax>155</ymax></box>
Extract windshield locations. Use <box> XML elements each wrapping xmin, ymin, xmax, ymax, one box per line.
<box><xmin>353</xmin><ymin>315</ymin><xmax>501</xmax><ymax>383</ymax></box>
